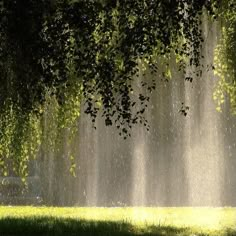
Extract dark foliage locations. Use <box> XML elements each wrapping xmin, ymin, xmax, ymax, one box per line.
<box><xmin>0</xmin><ymin>0</ymin><xmax>219</xmax><ymax>134</ymax></box>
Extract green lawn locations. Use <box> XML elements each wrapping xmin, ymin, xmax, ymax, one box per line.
<box><xmin>0</xmin><ymin>207</ymin><xmax>235</xmax><ymax>235</ymax></box>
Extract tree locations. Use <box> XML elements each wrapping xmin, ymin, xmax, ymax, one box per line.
<box><xmin>0</xmin><ymin>0</ymin><xmax>228</xmax><ymax>177</ymax></box>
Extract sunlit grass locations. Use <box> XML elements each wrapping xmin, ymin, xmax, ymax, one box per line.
<box><xmin>0</xmin><ymin>207</ymin><xmax>235</xmax><ymax>235</ymax></box>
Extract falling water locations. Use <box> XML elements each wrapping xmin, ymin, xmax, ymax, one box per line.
<box><xmin>1</xmin><ymin>19</ymin><xmax>236</xmax><ymax>207</ymax></box>
<box><xmin>183</xmin><ymin>18</ymin><xmax>224</xmax><ymax>206</ymax></box>
<box><xmin>131</xmin><ymin>72</ymin><xmax>148</xmax><ymax>206</ymax></box>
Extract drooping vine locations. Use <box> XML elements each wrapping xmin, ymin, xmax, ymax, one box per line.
<box><xmin>0</xmin><ymin>0</ymin><xmax>220</xmax><ymax>178</ymax></box>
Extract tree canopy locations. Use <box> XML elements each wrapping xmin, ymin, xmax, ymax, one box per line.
<box><xmin>0</xmin><ymin>0</ymin><xmax>233</xmax><ymax>178</ymax></box>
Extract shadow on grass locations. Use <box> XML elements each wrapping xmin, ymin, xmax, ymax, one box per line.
<box><xmin>0</xmin><ymin>217</ymin><xmax>235</xmax><ymax>236</ymax></box>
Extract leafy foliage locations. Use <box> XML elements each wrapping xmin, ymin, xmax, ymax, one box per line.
<box><xmin>0</xmin><ymin>0</ymin><xmax>219</xmax><ymax>177</ymax></box>
<box><xmin>213</xmin><ymin>0</ymin><xmax>236</xmax><ymax>113</ymax></box>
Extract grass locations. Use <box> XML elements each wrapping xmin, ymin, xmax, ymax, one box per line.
<box><xmin>0</xmin><ymin>207</ymin><xmax>235</xmax><ymax>235</ymax></box>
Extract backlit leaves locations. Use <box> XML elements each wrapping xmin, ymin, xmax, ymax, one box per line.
<box><xmin>213</xmin><ymin>0</ymin><xmax>236</xmax><ymax>114</ymax></box>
